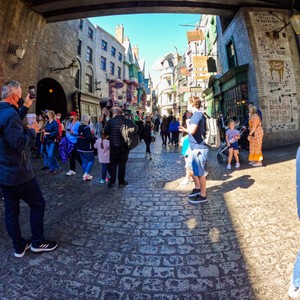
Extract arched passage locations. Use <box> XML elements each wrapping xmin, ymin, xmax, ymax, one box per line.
<box><xmin>36</xmin><ymin>78</ymin><xmax>67</xmax><ymax>117</ymax></box>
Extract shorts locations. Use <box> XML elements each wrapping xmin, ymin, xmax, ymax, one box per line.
<box><xmin>186</xmin><ymin>148</ymin><xmax>209</xmax><ymax>177</ymax></box>
<box><xmin>229</xmin><ymin>141</ymin><xmax>239</xmax><ymax>150</ymax></box>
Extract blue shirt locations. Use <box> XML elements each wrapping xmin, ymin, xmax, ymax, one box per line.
<box><xmin>66</xmin><ymin>121</ymin><xmax>80</xmax><ymax>144</ymax></box>
<box><xmin>188</xmin><ymin>110</ymin><xmax>208</xmax><ymax>150</ymax></box>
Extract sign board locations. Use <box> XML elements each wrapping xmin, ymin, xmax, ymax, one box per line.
<box><xmin>190</xmin><ymin>87</ymin><xmax>202</xmax><ymax>93</ymax></box>
<box><xmin>187</xmin><ymin>30</ymin><xmax>205</xmax><ymax>42</ymax></box>
<box><xmin>193</xmin><ymin>56</ymin><xmax>209</xmax><ymax>68</ymax></box>
<box><xmin>195</xmin><ymin>75</ymin><xmax>210</xmax><ymax>80</ymax></box>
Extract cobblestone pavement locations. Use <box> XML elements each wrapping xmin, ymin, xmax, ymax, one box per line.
<box><xmin>0</xmin><ymin>136</ymin><xmax>300</xmax><ymax>300</ymax></box>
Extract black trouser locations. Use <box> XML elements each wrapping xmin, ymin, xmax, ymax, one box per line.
<box><xmin>161</xmin><ymin>131</ymin><xmax>168</xmax><ymax>145</ymax></box>
<box><xmin>109</xmin><ymin>148</ymin><xmax>129</xmax><ymax>184</ymax></box>
<box><xmin>171</xmin><ymin>131</ymin><xmax>179</xmax><ymax>145</ymax></box>
<box><xmin>144</xmin><ymin>137</ymin><xmax>151</xmax><ymax>154</ymax></box>
<box><xmin>69</xmin><ymin>144</ymin><xmax>82</xmax><ymax>171</ymax></box>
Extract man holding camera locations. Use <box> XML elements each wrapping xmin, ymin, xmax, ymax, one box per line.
<box><xmin>0</xmin><ymin>80</ymin><xmax>58</xmax><ymax>257</ymax></box>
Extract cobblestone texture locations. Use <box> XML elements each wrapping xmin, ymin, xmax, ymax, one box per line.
<box><xmin>0</xmin><ymin>137</ymin><xmax>299</xmax><ymax>299</ymax></box>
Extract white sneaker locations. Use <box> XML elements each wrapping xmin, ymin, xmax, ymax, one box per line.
<box><xmin>227</xmin><ymin>164</ymin><xmax>231</xmax><ymax>170</ymax></box>
<box><xmin>66</xmin><ymin>170</ymin><xmax>76</xmax><ymax>176</ymax></box>
<box><xmin>288</xmin><ymin>277</ymin><xmax>300</xmax><ymax>299</ymax></box>
<box><xmin>180</xmin><ymin>178</ymin><xmax>190</xmax><ymax>185</ymax></box>
<box><xmin>83</xmin><ymin>174</ymin><xmax>93</xmax><ymax>181</ymax></box>
<box><xmin>235</xmin><ymin>163</ymin><xmax>240</xmax><ymax>168</ymax></box>
<box><xmin>252</xmin><ymin>162</ymin><xmax>262</xmax><ymax>167</ymax></box>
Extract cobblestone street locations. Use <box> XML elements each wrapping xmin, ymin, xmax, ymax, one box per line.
<box><xmin>0</xmin><ymin>137</ymin><xmax>299</xmax><ymax>300</ymax></box>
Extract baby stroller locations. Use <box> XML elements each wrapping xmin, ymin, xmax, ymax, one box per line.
<box><xmin>216</xmin><ymin>128</ymin><xmax>246</xmax><ymax>163</ymax></box>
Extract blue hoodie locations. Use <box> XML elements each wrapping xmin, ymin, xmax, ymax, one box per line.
<box><xmin>0</xmin><ymin>102</ymin><xmax>36</xmax><ymax>186</ymax></box>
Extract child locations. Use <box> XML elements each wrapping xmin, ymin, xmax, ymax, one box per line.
<box><xmin>94</xmin><ymin>132</ymin><xmax>110</xmax><ymax>184</ymax></box>
<box><xmin>225</xmin><ymin>120</ymin><xmax>240</xmax><ymax>170</ymax></box>
<box><xmin>180</xmin><ymin>132</ymin><xmax>192</xmax><ymax>185</ymax></box>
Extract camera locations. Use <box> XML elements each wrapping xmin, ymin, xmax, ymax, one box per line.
<box><xmin>28</xmin><ymin>86</ymin><xmax>36</xmax><ymax>99</ymax></box>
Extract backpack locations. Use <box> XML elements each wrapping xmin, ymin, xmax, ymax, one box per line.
<box><xmin>120</xmin><ymin>118</ymin><xmax>139</xmax><ymax>150</ymax></box>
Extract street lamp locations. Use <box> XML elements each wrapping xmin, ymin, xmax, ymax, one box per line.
<box><xmin>47</xmin><ymin>55</ymin><xmax>79</xmax><ymax>78</ymax></box>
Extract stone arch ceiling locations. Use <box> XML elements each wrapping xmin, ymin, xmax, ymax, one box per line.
<box><xmin>23</xmin><ymin>0</ymin><xmax>299</xmax><ymax>22</ymax></box>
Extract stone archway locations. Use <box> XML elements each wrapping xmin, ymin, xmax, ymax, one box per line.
<box><xmin>36</xmin><ymin>78</ymin><xmax>67</xmax><ymax>118</ymax></box>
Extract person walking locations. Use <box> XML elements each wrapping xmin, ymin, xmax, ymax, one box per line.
<box><xmin>247</xmin><ymin>105</ymin><xmax>263</xmax><ymax>167</ymax></box>
<box><xmin>169</xmin><ymin>116</ymin><xmax>180</xmax><ymax>146</ymax></box>
<box><xmin>179</xmin><ymin>96</ymin><xmax>209</xmax><ymax>204</ymax></box>
<box><xmin>160</xmin><ymin>116</ymin><xmax>169</xmax><ymax>146</ymax></box>
<box><xmin>104</xmin><ymin>107</ymin><xmax>129</xmax><ymax>187</ymax></box>
<box><xmin>142</xmin><ymin>115</ymin><xmax>154</xmax><ymax>159</ymax></box>
<box><xmin>42</xmin><ymin>110</ymin><xmax>61</xmax><ymax>174</ymax></box>
<box><xmin>65</xmin><ymin>111</ymin><xmax>82</xmax><ymax>176</ymax></box>
<box><xmin>94</xmin><ymin>131</ymin><xmax>110</xmax><ymax>183</ymax></box>
<box><xmin>0</xmin><ymin>80</ymin><xmax>58</xmax><ymax>257</ymax></box>
<box><xmin>77</xmin><ymin>114</ymin><xmax>95</xmax><ymax>181</ymax></box>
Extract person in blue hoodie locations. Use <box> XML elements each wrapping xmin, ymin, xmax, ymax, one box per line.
<box><xmin>0</xmin><ymin>80</ymin><xmax>58</xmax><ymax>257</ymax></box>
<box><xmin>288</xmin><ymin>147</ymin><xmax>300</xmax><ymax>298</ymax></box>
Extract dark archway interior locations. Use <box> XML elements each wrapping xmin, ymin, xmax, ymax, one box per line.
<box><xmin>36</xmin><ymin>78</ymin><xmax>67</xmax><ymax>118</ymax></box>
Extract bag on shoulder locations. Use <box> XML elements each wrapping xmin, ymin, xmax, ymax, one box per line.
<box><xmin>120</xmin><ymin>118</ymin><xmax>139</xmax><ymax>150</ymax></box>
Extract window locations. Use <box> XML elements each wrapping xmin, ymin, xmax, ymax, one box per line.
<box><xmin>111</xmin><ymin>46</ymin><xmax>116</xmax><ymax>57</ymax></box>
<box><xmin>87</xmin><ymin>47</ymin><xmax>93</xmax><ymax>63</ymax></box>
<box><xmin>226</xmin><ymin>40</ymin><xmax>237</xmax><ymax>69</ymax></box>
<box><xmin>100</xmin><ymin>56</ymin><xmax>106</xmax><ymax>71</ymax></box>
<box><xmin>75</xmin><ymin>69</ymin><xmax>80</xmax><ymax>89</ymax></box>
<box><xmin>77</xmin><ymin>39</ymin><xmax>82</xmax><ymax>56</ymax></box>
<box><xmin>88</xmin><ymin>27</ymin><xmax>94</xmax><ymax>40</ymax></box>
<box><xmin>79</xmin><ymin>19</ymin><xmax>83</xmax><ymax>30</ymax></box>
<box><xmin>85</xmin><ymin>74</ymin><xmax>93</xmax><ymax>93</ymax></box>
<box><xmin>101</xmin><ymin>40</ymin><xmax>107</xmax><ymax>51</ymax></box>
<box><xmin>110</xmin><ymin>62</ymin><xmax>115</xmax><ymax>75</ymax></box>
<box><xmin>117</xmin><ymin>66</ymin><xmax>121</xmax><ymax>79</ymax></box>
<box><xmin>118</xmin><ymin>52</ymin><xmax>122</xmax><ymax>62</ymax></box>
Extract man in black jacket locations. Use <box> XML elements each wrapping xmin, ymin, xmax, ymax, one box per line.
<box><xmin>0</xmin><ymin>80</ymin><xmax>58</xmax><ymax>257</ymax></box>
<box><xmin>104</xmin><ymin>107</ymin><xmax>129</xmax><ymax>187</ymax></box>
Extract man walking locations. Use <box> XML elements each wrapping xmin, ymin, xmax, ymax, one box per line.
<box><xmin>104</xmin><ymin>107</ymin><xmax>129</xmax><ymax>187</ymax></box>
<box><xmin>179</xmin><ymin>96</ymin><xmax>209</xmax><ymax>204</ymax></box>
<box><xmin>0</xmin><ymin>80</ymin><xmax>58</xmax><ymax>257</ymax></box>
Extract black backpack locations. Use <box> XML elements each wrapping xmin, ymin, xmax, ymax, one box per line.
<box><xmin>120</xmin><ymin>118</ymin><xmax>139</xmax><ymax>150</ymax></box>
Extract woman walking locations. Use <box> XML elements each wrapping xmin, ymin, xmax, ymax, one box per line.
<box><xmin>77</xmin><ymin>114</ymin><xmax>95</xmax><ymax>181</ymax></box>
<box><xmin>43</xmin><ymin>110</ymin><xmax>61</xmax><ymax>174</ymax></box>
<box><xmin>247</xmin><ymin>105</ymin><xmax>263</xmax><ymax>167</ymax></box>
<box><xmin>142</xmin><ymin>116</ymin><xmax>154</xmax><ymax>159</ymax></box>
<box><xmin>160</xmin><ymin>116</ymin><xmax>168</xmax><ymax>146</ymax></box>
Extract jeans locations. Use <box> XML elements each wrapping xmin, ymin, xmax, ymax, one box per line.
<box><xmin>144</xmin><ymin>137</ymin><xmax>151</xmax><ymax>154</ymax></box>
<box><xmin>109</xmin><ymin>148</ymin><xmax>129</xmax><ymax>184</ymax></box>
<box><xmin>45</xmin><ymin>141</ymin><xmax>60</xmax><ymax>171</ymax></box>
<box><xmin>40</xmin><ymin>143</ymin><xmax>49</xmax><ymax>167</ymax></box>
<box><xmin>1</xmin><ymin>177</ymin><xmax>45</xmax><ymax>251</ymax></box>
<box><xmin>101</xmin><ymin>163</ymin><xmax>109</xmax><ymax>180</ymax></box>
<box><xmin>186</xmin><ymin>148</ymin><xmax>209</xmax><ymax>177</ymax></box>
<box><xmin>79</xmin><ymin>152</ymin><xmax>95</xmax><ymax>174</ymax></box>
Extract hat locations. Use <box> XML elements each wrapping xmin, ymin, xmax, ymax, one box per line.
<box><xmin>69</xmin><ymin>111</ymin><xmax>77</xmax><ymax>116</ymax></box>
<box><xmin>41</xmin><ymin>109</ymin><xmax>48</xmax><ymax>114</ymax></box>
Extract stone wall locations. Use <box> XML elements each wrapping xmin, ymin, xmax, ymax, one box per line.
<box><xmin>0</xmin><ymin>0</ymin><xmax>46</xmax><ymax>111</ymax></box>
<box><xmin>217</xmin><ymin>8</ymin><xmax>300</xmax><ymax>148</ymax></box>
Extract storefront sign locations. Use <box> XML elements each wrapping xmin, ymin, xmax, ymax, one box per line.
<box><xmin>187</xmin><ymin>30</ymin><xmax>204</xmax><ymax>42</ymax></box>
<box><xmin>193</xmin><ymin>56</ymin><xmax>208</xmax><ymax>68</ymax></box>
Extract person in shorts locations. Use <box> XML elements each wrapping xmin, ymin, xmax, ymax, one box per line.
<box><xmin>225</xmin><ymin>120</ymin><xmax>240</xmax><ymax>170</ymax></box>
<box><xmin>179</xmin><ymin>96</ymin><xmax>209</xmax><ymax>204</ymax></box>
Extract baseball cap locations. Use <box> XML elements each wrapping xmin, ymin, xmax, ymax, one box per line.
<box><xmin>69</xmin><ymin>111</ymin><xmax>77</xmax><ymax>116</ymax></box>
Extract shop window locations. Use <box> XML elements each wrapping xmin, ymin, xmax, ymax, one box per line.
<box><xmin>226</xmin><ymin>39</ymin><xmax>237</xmax><ymax>69</ymax></box>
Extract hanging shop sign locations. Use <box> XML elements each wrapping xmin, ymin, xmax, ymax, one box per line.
<box><xmin>193</xmin><ymin>56</ymin><xmax>209</xmax><ymax>69</ymax></box>
<box><xmin>187</xmin><ymin>30</ymin><xmax>204</xmax><ymax>42</ymax></box>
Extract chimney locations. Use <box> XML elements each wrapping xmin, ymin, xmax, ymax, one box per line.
<box><xmin>132</xmin><ymin>45</ymin><xmax>139</xmax><ymax>60</ymax></box>
<box><xmin>115</xmin><ymin>24</ymin><xmax>124</xmax><ymax>44</ymax></box>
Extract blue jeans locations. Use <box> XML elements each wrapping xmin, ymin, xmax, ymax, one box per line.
<box><xmin>45</xmin><ymin>141</ymin><xmax>60</xmax><ymax>171</ymax></box>
<box><xmin>40</xmin><ymin>143</ymin><xmax>49</xmax><ymax>167</ymax></box>
<box><xmin>102</xmin><ymin>163</ymin><xmax>109</xmax><ymax>180</ymax></box>
<box><xmin>79</xmin><ymin>152</ymin><xmax>95</xmax><ymax>174</ymax></box>
<box><xmin>186</xmin><ymin>148</ymin><xmax>209</xmax><ymax>176</ymax></box>
<box><xmin>1</xmin><ymin>177</ymin><xmax>45</xmax><ymax>252</ymax></box>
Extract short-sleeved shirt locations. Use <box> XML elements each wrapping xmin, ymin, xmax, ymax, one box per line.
<box><xmin>188</xmin><ymin>110</ymin><xmax>208</xmax><ymax>150</ymax></box>
<box><xmin>226</xmin><ymin>129</ymin><xmax>239</xmax><ymax>143</ymax></box>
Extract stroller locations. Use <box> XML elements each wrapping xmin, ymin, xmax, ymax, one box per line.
<box><xmin>217</xmin><ymin>128</ymin><xmax>246</xmax><ymax>163</ymax></box>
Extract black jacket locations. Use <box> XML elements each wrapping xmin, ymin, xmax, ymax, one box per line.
<box><xmin>77</xmin><ymin>125</ymin><xmax>95</xmax><ymax>153</ymax></box>
<box><xmin>104</xmin><ymin>115</ymin><xmax>128</xmax><ymax>150</ymax></box>
<box><xmin>0</xmin><ymin>102</ymin><xmax>36</xmax><ymax>186</ymax></box>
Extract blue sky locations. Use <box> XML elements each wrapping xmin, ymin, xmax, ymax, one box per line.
<box><xmin>90</xmin><ymin>14</ymin><xmax>200</xmax><ymax>85</ymax></box>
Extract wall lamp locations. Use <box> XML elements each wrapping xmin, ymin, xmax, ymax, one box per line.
<box><xmin>15</xmin><ymin>46</ymin><xmax>25</xmax><ymax>60</ymax></box>
<box><xmin>47</xmin><ymin>56</ymin><xmax>79</xmax><ymax>78</ymax></box>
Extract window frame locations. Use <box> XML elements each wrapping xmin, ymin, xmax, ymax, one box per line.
<box><xmin>100</xmin><ymin>56</ymin><xmax>106</xmax><ymax>71</ymax></box>
<box><xmin>85</xmin><ymin>73</ymin><xmax>93</xmax><ymax>93</ymax></box>
<box><xmin>111</xmin><ymin>46</ymin><xmax>116</xmax><ymax>57</ymax></box>
<box><xmin>226</xmin><ymin>38</ymin><xmax>238</xmax><ymax>69</ymax></box>
<box><xmin>86</xmin><ymin>46</ymin><xmax>93</xmax><ymax>63</ymax></box>
<box><xmin>101</xmin><ymin>40</ymin><xmax>107</xmax><ymax>51</ymax></box>
<box><xmin>87</xmin><ymin>27</ymin><xmax>94</xmax><ymax>40</ymax></box>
